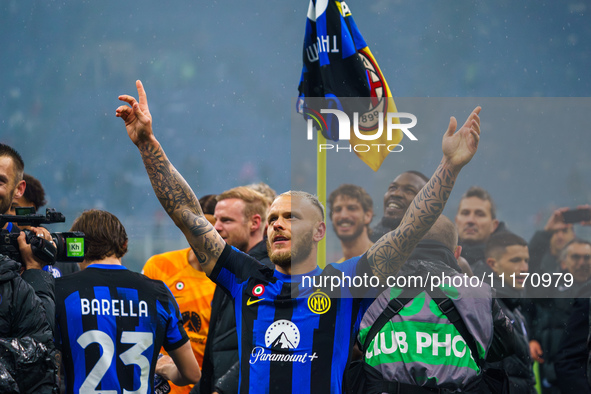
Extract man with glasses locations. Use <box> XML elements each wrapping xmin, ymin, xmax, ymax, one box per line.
<box><xmin>559</xmin><ymin>239</ymin><xmax>591</xmax><ymax>284</ymax></box>
<box><xmin>527</xmin><ymin>238</ymin><xmax>591</xmax><ymax>393</ymax></box>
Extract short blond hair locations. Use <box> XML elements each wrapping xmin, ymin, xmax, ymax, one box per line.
<box><xmin>217</xmin><ymin>186</ymin><xmax>269</xmax><ymax>224</ymax></box>
<box><xmin>277</xmin><ymin>190</ymin><xmax>325</xmax><ymax>221</ymax></box>
<box><xmin>246</xmin><ymin>182</ymin><xmax>277</xmax><ymax>204</ymax></box>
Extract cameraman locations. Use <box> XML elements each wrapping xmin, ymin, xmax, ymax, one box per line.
<box><xmin>9</xmin><ymin>172</ymin><xmax>80</xmax><ymax>278</ymax></box>
<box><xmin>0</xmin><ymin>143</ymin><xmax>58</xmax><ymax>393</ymax></box>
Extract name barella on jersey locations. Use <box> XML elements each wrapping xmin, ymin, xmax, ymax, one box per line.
<box><xmin>211</xmin><ymin>244</ymin><xmax>375</xmax><ymax>394</ymax></box>
<box><xmin>55</xmin><ymin>264</ymin><xmax>189</xmax><ymax>394</ymax></box>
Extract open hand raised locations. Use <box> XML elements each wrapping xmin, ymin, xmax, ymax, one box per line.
<box><xmin>442</xmin><ymin>106</ymin><xmax>481</xmax><ymax>172</ymax></box>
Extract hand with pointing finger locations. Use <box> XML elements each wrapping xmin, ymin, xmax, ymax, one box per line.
<box><xmin>116</xmin><ymin>80</ymin><xmax>158</xmax><ymax>148</ymax></box>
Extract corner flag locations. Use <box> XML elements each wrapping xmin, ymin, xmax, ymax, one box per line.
<box><xmin>298</xmin><ymin>0</ymin><xmax>402</xmax><ymax>171</ymax></box>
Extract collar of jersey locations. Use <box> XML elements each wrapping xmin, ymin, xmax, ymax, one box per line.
<box><xmin>273</xmin><ymin>265</ymin><xmax>322</xmax><ymax>282</ymax></box>
<box><xmin>87</xmin><ymin>264</ymin><xmax>127</xmax><ymax>270</ymax></box>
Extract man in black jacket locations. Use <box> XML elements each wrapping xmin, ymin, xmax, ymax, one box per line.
<box><xmin>554</xmin><ymin>287</ymin><xmax>591</xmax><ymax>393</ymax></box>
<box><xmin>524</xmin><ymin>207</ymin><xmax>585</xmax><ymax>392</ymax></box>
<box><xmin>527</xmin><ymin>238</ymin><xmax>591</xmax><ymax>393</ymax></box>
<box><xmin>0</xmin><ymin>143</ymin><xmax>58</xmax><ymax>393</ymax></box>
<box><xmin>485</xmin><ymin>231</ymin><xmax>536</xmax><ymax>393</ymax></box>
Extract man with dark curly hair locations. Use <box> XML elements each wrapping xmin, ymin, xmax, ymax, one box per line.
<box><xmin>328</xmin><ymin>184</ymin><xmax>374</xmax><ymax>263</ymax></box>
<box><xmin>12</xmin><ymin>173</ymin><xmax>47</xmax><ymax>213</ymax></box>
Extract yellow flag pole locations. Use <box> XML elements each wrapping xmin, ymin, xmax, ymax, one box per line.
<box><xmin>317</xmin><ymin>132</ymin><xmax>327</xmax><ymax>268</ymax></box>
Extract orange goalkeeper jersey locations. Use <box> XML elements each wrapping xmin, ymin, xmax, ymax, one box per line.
<box><xmin>143</xmin><ymin>247</ymin><xmax>216</xmax><ymax>394</ymax></box>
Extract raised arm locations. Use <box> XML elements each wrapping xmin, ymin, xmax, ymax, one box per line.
<box><xmin>529</xmin><ymin>207</ymin><xmax>570</xmax><ymax>273</ymax></box>
<box><xmin>366</xmin><ymin>107</ymin><xmax>481</xmax><ymax>281</ymax></box>
<box><xmin>116</xmin><ymin>80</ymin><xmax>224</xmax><ymax>276</ymax></box>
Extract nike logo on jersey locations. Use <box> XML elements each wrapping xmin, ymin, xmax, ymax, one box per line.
<box><xmin>247</xmin><ymin>297</ymin><xmax>265</xmax><ymax>306</ymax></box>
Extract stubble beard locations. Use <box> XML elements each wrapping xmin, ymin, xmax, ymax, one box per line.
<box><xmin>0</xmin><ymin>193</ymin><xmax>14</xmax><ymax>215</ymax></box>
<box><xmin>334</xmin><ymin>222</ymin><xmax>365</xmax><ymax>243</ymax></box>
<box><xmin>267</xmin><ymin>231</ymin><xmax>314</xmax><ymax>270</ymax></box>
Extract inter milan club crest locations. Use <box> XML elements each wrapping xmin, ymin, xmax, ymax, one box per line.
<box><xmin>307</xmin><ymin>289</ymin><xmax>331</xmax><ymax>314</ymax></box>
<box><xmin>252</xmin><ymin>284</ymin><xmax>265</xmax><ymax>297</ymax></box>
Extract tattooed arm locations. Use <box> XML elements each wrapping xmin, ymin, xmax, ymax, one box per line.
<box><xmin>116</xmin><ymin>80</ymin><xmax>224</xmax><ymax>276</ymax></box>
<box><xmin>366</xmin><ymin>107</ymin><xmax>481</xmax><ymax>282</ymax></box>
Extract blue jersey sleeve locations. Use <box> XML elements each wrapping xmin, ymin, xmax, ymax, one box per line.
<box><xmin>160</xmin><ymin>285</ymin><xmax>189</xmax><ymax>351</ymax></box>
<box><xmin>210</xmin><ymin>244</ymin><xmax>267</xmax><ymax>298</ymax></box>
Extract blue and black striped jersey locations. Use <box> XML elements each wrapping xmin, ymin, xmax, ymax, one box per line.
<box><xmin>55</xmin><ymin>264</ymin><xmax>188</xmax><ymax>394</ymax></box>
<box><xmin>211</xmin><ymin>244</ymin><xmax>375</xmax><ymax>394</ymax></box>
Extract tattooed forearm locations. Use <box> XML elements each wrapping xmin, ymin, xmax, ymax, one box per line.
<box><xmin>139</xmin><ymin>143</ymin><xmax>202</xmax><ymax>219</ymax></box>
<box><xmin>203</xmin><ymin>234</ymin><xmax>224</xmax><ymax>258</ymax></box>
<box><xmin>185</xmin><ymin>210</ymin><xmax>212</xmax><ymax>237</ymax></box>
<box><xmin>189</xmin><ymin>231</ymin><xmax>224</xmax><ymax>269</ymax></box>
<box><xmin>191</xmin><ymin>246</ymin><xmax>210</xmax><ymax>265</ymax></box>
<box><xmin>368</xmin><ymin>162</ymin><xmax>457</xmax><ymax>281</ymax></box>
<box><xmin>138</xmin><ymin>142</ymin><xmax>224</xmax><ymax>272</ymax></box>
